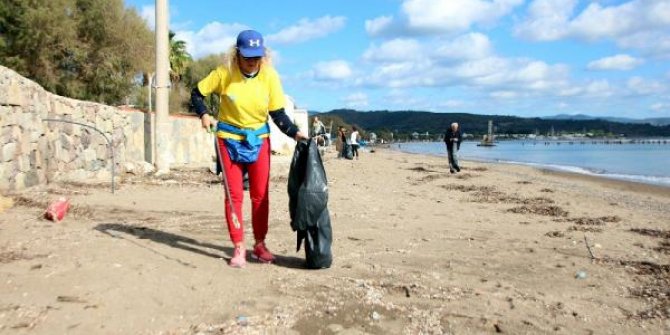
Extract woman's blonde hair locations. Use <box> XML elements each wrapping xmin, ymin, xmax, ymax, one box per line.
<box><xmin>221</xmin><ymin>45</ymin><xmax>273</xmax><ymax>72</ymax></box>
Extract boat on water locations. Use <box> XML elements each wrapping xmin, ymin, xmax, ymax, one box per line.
<box><xmin>477</xmin><ymin>120</ymin><xmax>496</xmax><ymax>147</ymax></box>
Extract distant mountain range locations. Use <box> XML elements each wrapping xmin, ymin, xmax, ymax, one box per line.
<box><xmin>543</xmin><ymin>114</ymin><xmax>670</xmax><ymax>126</ymax></box>
<box><xmin>313</xmin><ymin>109</ymin><xmax>670</xmax><ymax>138</ymax></box>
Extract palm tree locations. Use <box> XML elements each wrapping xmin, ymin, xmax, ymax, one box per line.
<box><xmin>169</xmin><ymin>31</ymin><xmax>192</xmax><ymax>85</ymax></box>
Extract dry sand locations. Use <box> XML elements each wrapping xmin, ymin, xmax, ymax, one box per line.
<box><xmin>1</xmin><ymin>146</ymin><xmax>669</xmax><ymax>334</ymax></box>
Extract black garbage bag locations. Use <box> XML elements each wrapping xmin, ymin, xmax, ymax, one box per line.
<box><xmin>288</xmin><ymin>139</ymin><xmax>333</xmax><ymax>269</ymax></box>
<box><xmin>343</xmin><ymin>143</ymin><xmax>353</xmax><ymax>160</ymax></box>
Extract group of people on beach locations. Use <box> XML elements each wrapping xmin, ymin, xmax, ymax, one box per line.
<box><xmin>336</xmin><ymin>125</ymin><xmax>361</xmax><ymax>160</ymax></box>
<box><xmin>189</xmin><ymin>28</ymin><xmax>464</xmax><ymax>268</ymax></box>
<box><xmin>311</xmin><ymin>116</ymin><xmax>361</xmax><ymax>160</ymax></box>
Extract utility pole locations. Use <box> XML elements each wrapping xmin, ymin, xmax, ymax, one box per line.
<box><xmin>154</xmin><ymin>0</ymin><xmax>170</xmax><ymax>173</ymax></box>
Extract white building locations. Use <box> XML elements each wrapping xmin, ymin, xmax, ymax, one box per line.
<box><xmin>269</xmin><ymin>95</ymin><xmax>308</xmax><ymax>155</ymax></box>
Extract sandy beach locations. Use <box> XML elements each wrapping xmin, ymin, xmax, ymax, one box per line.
<box><xmin>1</xmin><ymin>146</ymin><xmax>669</xmax><ymax>334</ymax></box>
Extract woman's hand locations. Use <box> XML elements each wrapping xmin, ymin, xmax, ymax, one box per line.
<box><xmin>201</xmin><ymin>114</ymin><xmax>213</xmax><ymax>132</ymax></box>
<box><xmin>294</xmin><ymin>131</ymin><xmax>308</xmax><ymax>141</ymax></box>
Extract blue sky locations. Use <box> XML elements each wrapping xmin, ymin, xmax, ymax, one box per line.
<box><xmin>125</xmin><ymin>0</ymin><xmax>670</xmax><ymax>118</ymax></box>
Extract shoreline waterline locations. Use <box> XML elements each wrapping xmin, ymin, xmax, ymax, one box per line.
<box><xmin>389</xmin><ymin>141</ymin><xmax>670</xmax><ymax>189</ymax></box>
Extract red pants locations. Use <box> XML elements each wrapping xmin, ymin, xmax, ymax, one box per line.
<box><xmin>218</xmin><ymin>137</ymin><xmax>271</xmax><ymax>244</ymax></box>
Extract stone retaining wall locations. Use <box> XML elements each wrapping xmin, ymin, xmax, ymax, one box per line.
<box><xmin>0</xmin><ymin>65</ymin><xmax>213</xmax><ymax>191</ymax></box>
<box><xmin>0</xmin><ymin>65</ymin><xmax>308</xmax><ymax>191</ymax></box>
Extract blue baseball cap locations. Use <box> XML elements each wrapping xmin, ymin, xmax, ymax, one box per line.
<box><xmin>236</xmin><ymin>30</ymin><xmax>265</xmax><ymax>58</ymax></box>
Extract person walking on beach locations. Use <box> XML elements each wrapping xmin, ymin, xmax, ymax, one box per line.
<box><xmin>444</xmin><ymin>122</ymin><xmax>462</xmax><ymax>173</ymax></box>
<box><xmin>350</xmin><ymin>126</ymin><xmax>361</xmax><ymax>160</ymax></box>
<box><xmin>336</xmin><ymin>126</ymin><xmax>346</xmax><ymax>158</ymax></box>
<box><xmin>311</xmin><ymin>116</ymin><xmax>327</xmax><ymax>146</ymax></box>
<box><xmin>191</xmin><ymin>29</ymin><xmax>307</xmax><ymax>268</ymax></box>
<box><xmin>311</xmin><ymin>116</ymin><xmax>325</xmax><ymax>137</ymax></box>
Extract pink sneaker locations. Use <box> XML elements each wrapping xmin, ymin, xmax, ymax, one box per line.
<box><xmin>229</xmin><ymin>245</ymin><xmax>246</xmax><ymax>268</ymax></box>
<box><xmin>252</xmin><ymin>242</ymin><xmax>275</xmax><ymax>263</ymax></box>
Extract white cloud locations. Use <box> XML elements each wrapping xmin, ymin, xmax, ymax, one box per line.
<box><xmin>365</xmin><ymin>16</ymin><xmax>394</xmax><ymax>37</ymax></box>
<box><xmin>367</xmin><ymin>0</ymin><xmax>523</xmax><ymax>36</ymax></box>
<box><xmin>312</xmin><ymin>60</ymin><xmax>353</xmax><ymax>81</ymax></box>
<box><xmin>559</xmin><ymin>87</ymin><xmax>583</xmax><ymax>97</ymax></box>
<box><xmin>175</xmin><ymin>22</ymin><xmax>248</xmax><ymax>59</ymax></box>
<box><xmin>452</xmin><ymin>57</ymin><xmax>570</xmax><ymax>91</ymax></box>
<box><xmin>587</xmin><ymin>54</ymin><xmax>643</xmax><ymax>70</ymax></box>
<box><xmin>266</xmin><ymin>16</ymin><xmax>346</xmax><ymax>45</ymax></box>
<box><xmin>362</xmin><ymin>39</ymin><xmax>422</xmax><ymax>62</ymax></box>
<box><xmin>585</xmin><ymin>79</ymin><xmax>615</xmax><ymax>97</ymax></box>
<box><xmin>441</xmin><ymin>99</ymin><xmax>466</xmax><ymax>108</ymax></box>
<box><xmin>342</xmin><ymin>93</ymin><xmax>369</xmax><ymax>108</ymax></box>
<box><xmin>514</xmin><ymin>0</ymin><xmax>578</xmax><ymax>40</ymax></box>
<box><xmin>650</xmin><ymin>102</ymin><xmax>669</xmax><ymax>112</ymax></box>
<box><xmin>140</xmin><ymin>5</ymin><xmax>155</xmax><ymax>30</ymax></box>
<box><xmin>626</xmin><ymin>76</ymin><xmax>666</xmax><ymax>95</ymax></box>
<box><xmin>569</xmin><ymin>2</ymin><xmax>641</xmax><ymax>40</ymax></box>
<box><xmin>434</xmin><ymin>33</ymin><xmax>493</xmax><ymax>60</ymax></box>
<box><xmin>175</xmin><ymin>16</ymin><xmax>345</xmax><ymax>59</ymax></box>
<box><xmin>452</xmin><ymin>57</ymin><xmax>509</xmax><ymax>81</ymax></box>
<box><xmin>360</xmin><ymin>50</ymin><xmax>572</xmax><ymax>100</ymax></box>
<box><xmin>361</xmin><ymin>60</ymin><xmax>435</xmax><ymax>88</ymax></box>
<box><xmin>363</xmin><ymin>33</ymin><xmax>493</xmax><ymax>64</ymax></box>
<box><xmin>617</xmin><ymin>31</ymin><xmax>670</xmax><ymax>58</ymax></box>
<box><xmin>553</xmin><ymin>76</ymin><xmax>664</xmax><ymax>100</ymax></box>
<box><xmin>381</xmin><ymin>90</ymin><xmax>427</xmax><ymax>109</ymax></box>
<box><xmin>490</xmin><ymin>91</ymin><xmax>518</xmax><ymax>99</ymax></box>
<box><xmin>515</xmin><ymin>0</ymin><xmax>670</xmax><ymax>57</ymax></box>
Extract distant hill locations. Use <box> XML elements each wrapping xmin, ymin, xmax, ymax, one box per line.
<box><xmin>315</xmin><ymin>109</ymin><xmax>670</xmax><ymax>138</ymax></box>
<box><xmin>645</xmin><ymin>118</ymin><xmax>670</xmax><ymax>126</ymax></box>
<box><xmin>543</xmin><ymin>114</ymin><xmax>670</xmax><ymax>126</ymax></box>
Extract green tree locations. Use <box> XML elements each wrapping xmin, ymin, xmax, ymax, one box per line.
<box><xmin>169</xmin><ymin>31</ymin><xmax>192</xmax><ymax>85</ymax></box>
<box><xmin>0</xmin><ymin>0</ymin><xmax>153</xmax><ymax>105</ymax></box>
<box><xmin>0</xmin><ymin>0</ymin><xmax>80</xmax><ymax>94</ymax></box>
<box><xmin>183</xmin><ymin>53</ymin><xmax>223</xmax><ymax>114</ymax></box>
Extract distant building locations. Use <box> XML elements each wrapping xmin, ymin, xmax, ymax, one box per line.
<box><xmin>369</xmin><ymin>132</ymin><xmax>377</xmax><ymax>144</ymax></box>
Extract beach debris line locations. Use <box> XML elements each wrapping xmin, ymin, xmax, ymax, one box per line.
<box><xmin>57</xmin><ymin>295</ymin><xmax>87</xmax><ymax>304</ymax></box>
<box><xmin>629</xmin><ymin>228</ymin><xmax>670</xmax><ymax>255</ymax></box>
<box><xmin>441</xmin><ymin>183</ymin><xmax>555</xmax><ymax>206</ymax></box>
<box><xmin>569</xmin><ymin>216</ymin><xmax>622</xmax><ymax>226</ymax></box>
<box><xmin>406</xmin><ymin>166</ymin><xmax>438</xmax><ymax>173</ymax></box>
<box><xmin>545</xmin><ymin>231</ymin><xmax>565</xmax><ymax>238</ymax></box>
<box><xmin>607</xmin><ymin>259</ymin><xmax>670</xmax><ymax>319</ymax></box>
<box><xmin>507</xmin><ymin>205</ymin><xmax>568</xmax><ymax>217</ymax></box>
<box><xmin>565</xmin><ymin>216</ymin><xmax>622</xmax><ymax>233</ymax></box>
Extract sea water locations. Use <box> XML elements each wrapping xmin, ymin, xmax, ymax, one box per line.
<box><xmin>391</xmin><ymin>141</ymin><xmax>670</xmax><ymax>188</ymax></box>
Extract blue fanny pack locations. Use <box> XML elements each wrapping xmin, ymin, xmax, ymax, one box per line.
<box><xmin>217</xmin><ymin>122</ymin><xmax>270</xmax><ymax>163</ymax></box>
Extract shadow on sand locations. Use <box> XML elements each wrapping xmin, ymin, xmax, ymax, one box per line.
<box><xmin>94</xmin><ymin>223</ymin><xmax>306</xmax><ymax>269</ymax></box>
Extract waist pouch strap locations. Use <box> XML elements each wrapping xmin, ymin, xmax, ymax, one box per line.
<box><xmin>217</xmin><ymin>122</ymin><xmax>270</xmax><ymax>163</ymax></box>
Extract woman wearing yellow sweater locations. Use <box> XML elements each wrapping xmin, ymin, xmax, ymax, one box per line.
<box><xmin>191</xmin><ymin>30</ymin><xmax>307</xmax><ymax>268</ymax></box>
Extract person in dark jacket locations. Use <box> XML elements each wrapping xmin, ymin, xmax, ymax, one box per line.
<box><xmin>444</xmin><ymin>122</ymin><xmax>462</xmax><ymax>173</ymax></box>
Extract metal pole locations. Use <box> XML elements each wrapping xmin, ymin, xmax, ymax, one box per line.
<box><xmin>148</xmin><ymin>74</ymin><xmax>152</xmax><ymax>116</ymax></box>
<box><xmin>148</xmin><ymin>74</ymin><xmax>155</xmax><ymax>164</ymax></box>
<box><xmin>154</xmin><ymin>0</ymin><xmax>170</xmax><ymax>173</ymax></box>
